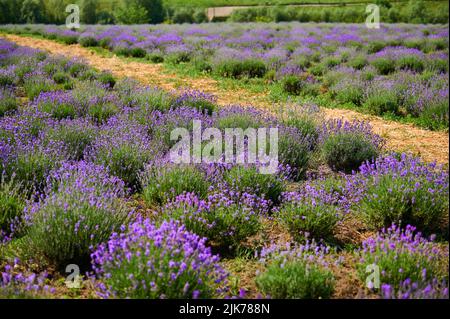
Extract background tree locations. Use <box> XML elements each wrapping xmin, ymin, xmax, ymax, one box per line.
<box><xmin>139</xmin><ymin>0</ymin><xmax>164</xmax><ymax>24</ymax></box>
<box><xmin>81</xmin><ymin>0</ymin><xmax>98</xmax><ymax>24</ymax></box>
<box><xmin>375</xmin><ymin>0</ymin><xmax>392</xmax><ymax>9</ymax></box>
<box><xmin>21</xmin><ymin>0</ymin><xmax>45</xmax><ymax>23</ymax></box>
<box><xmin>114</xmin><ymin>0</ymin><xmax>149</xmax><ymax>24</ymax></box>
<box><xmin>44</xmin><ymin>0</ymin><xmax>72</xmax><ymax>24</ymax></box>
<box><xmin>0</xmin><ymin>0</ymin><xmax>24</xmax><ymax>23</ymax></box>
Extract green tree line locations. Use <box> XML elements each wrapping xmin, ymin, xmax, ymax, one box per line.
<box><xmin>0</xmin><ymin>0</ymin><xmax>447</xmax><ymax>24</ymax></box>
<box><xmin>0</xmin><ymin>0</ymin><xmax>165</xmax><ymax>24</ymax></box>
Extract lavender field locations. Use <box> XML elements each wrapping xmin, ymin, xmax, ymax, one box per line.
<box><xmin>2</xmin><ymin>23</ymin><xmax>449</xmax><ymax>129</ymax></box>
<box><xmin>0</xmin><ymin>20</ymin><xmax>449</xmax><ymax>300</ymax></box>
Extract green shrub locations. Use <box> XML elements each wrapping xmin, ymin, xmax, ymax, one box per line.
<box><xmin>322</xmin><ymin>132</ymin><xmax>379</xmax><ymax>173</ymax></box>
<box><xmin>23</xmin><ymin>76</ymin><xmax>58</xmax><ymax>100</ymax></box>
<box><xmin>367</xmin><ymin>41</ymin><xmax>386</xmax><ymax>54</ymax></box>
<box><xmin>172</xmin><ymin>8</ymin><xmax>195</xmax><ymax>24</ymax></box>
<box><xmin>256</xmin><ymin>243</ymin><xmax>335</xmax><ymax>299</ymax></box>
<box><xmin>68</xmin><ymin>62</ymin><xmax>88</xmax><ymax>78</ymax></box>
<box><xmin>141</xmin><ymin>165</ymin><xmax>210</xmax><ymax>206</ymax></box>
<box><xmin>256</xmin><ymin>260</ymin><xmax>335</xmax><ymax>299</ymax></box>
<box><xmin>123</xmin><ymin>87</ymin><xmax>174</xmax><ymax>114</ymax></box>
<box><xmin>88</xmin><ymin>102</ymin><xmax>119</xmax><ymax>124</ymax></box>
<box><xmin>276</xmin><ymin>199</ymin><xmax>340</xmax><ymax>243</ymax></box>
<box><xmin>166</xmin><ymin>51</ymin><xmax>191</xmax><ymax>64</ymax></box>
<box><xmin>25</xmin><ymin>163</ymin><xmax>129</xmax><ymax>269</ymax></box>
<box><xmin>42</xmin><ymin>101</ymin><xmax>76</xmax><ymax>120</ymax></box>
<box><xmin>357</xmin><ymin>224</ymin><xmax>447</xmax><ymax>292</ymax></box>
<box><xmin>79</xmin><ymin>36</ymin><xmax>98</xmax><ymax>47</ymax></box>
<box><xmin>5</xmin><ymin>150</ymin><xmax>57</xmax><ymax>196</ymax></box>
<box><xmin>0</xmin><ymin>71</ymin><xmax>16</xmax><ymax>86</ymax></box>
<box><xmin>130</xmin><ymin>47</ymin><xmax>147</xmax><ymax>58</ymax></box>
<box><xmin>334</xmin><ymin>82</ymin><xmax>364</xmax><ymax>105</ymax></box>
<box><xmin>348</xmin><ymin>56</ymin><xmax>368</xmax><ymax>70</ymax></box>
<box><xmin>97</xmin><ymin>72</ymin><xmax>116</xmax><ymax>88</ymax></box>
<box><xmin>282</xmin><ymin>114</ymin><xmax>319</xmax><ymax>147</ymax></box>
<box><xmin>397</xmin><ymin>55</ymin><xmax>424</xmax><ymax>72</ymax></box>
<box><xmin>371</xmin><ymin>58</ymin><xmax>396</xmax><ymax>75</ymax></box>
<box><xmin>113</xmin><ymin>46</ymin><xmax>131</xmax><ymax>57</ymax></box>
<box><xmin>0</xmin><ymin>90</ymin><xmax>17</xmax><ymax>117</ymax></box>
<box><xmin>364</xmin><ymin>89</ymin><xmax>399</xmax><ymax>115</ymax></box>
<box><xmin>0</xmin><ymin>178</ymin><xmax>26</xmax><ymax>237</ymax></box>
<box><xmin>99</xmin><ymin>37</ymin><xmax>111</xmax><ymax>49</ymax></box>
<box><xmin>45</xmin><ymin>122</ymin><xmax>96</xmax><ymax>161</ymax></box>
<box><xmin>91</xmin><ymin>220</ymin><xmax>229</xmax><ymax>299</ymax></box>
<box><xmin>323</xmin><ymin>56</ymin><xmax>340</xmax><ymax>68</ymax></box>
<box><xmin>282</xmin><ymin>75</ymin><xmax>303</xmax><ymax>95</ymax></box>
<box><xmin>158</xmin><ymin>192</ymin><xmax>262</xmax><ymax>249</ymax></box>
<box><xmin>175</xmin><ymin>92</ymin><xmax>217</xmax><ymax>115</ymax></box>
<box><xmin>58</xmin><ymin>35</ymin><xmax>78</xmax><ymax>45</ymax></box>
<box><xmin>417</xmin><ymin>101</ymin><xmax>449</xmax><ymax>130</ymax></box>
<box><xmin>360</xmin><ymin>173</ymin><xmax>449</xmax><ymax>237</ymax></box>
<box><xmin>78</xmin><ymin>69</ymin><xmax>98</xmax><ymax>81</ymax></box>
<box><xmin>223</xmin><ymin>166</ymin><xmax>285</xmax><ymax>205</ymax></box>
<box><xmin>96</xmin><ymin>144</ymin><xmax>148</xmax><ymax>191</ymax></box>
<box><xmin>278</xmin><ymin>131</ymin><xmax>312</xmax><ymax>180</ymax></box>
<box><xmin>425</xmin><ymin>58</ymin><xmax>448</xmax><ymax>74</ymax></box>
<box><xmin>52</xmin><ymin>72</ymin><xmax>71</xmax><ymax>85</ymax></box>
<box><xmin>309</xmin><ymin>63</ymin><xmax>326</xmax><ymax>76</ymax></box>
<box><xmin>216</xmin><ymin>59</ymin><xmax>266</xmax><ymax>78</ymax></box>
<box><xmin>147</xmin><ymin>52</ymin><xmax>164</xmax><ymax>63</ymax></box>
<box><xmin>192</xmin><ymin>57</ymin><xmax>212</xmax><ymax>73</ymax></box>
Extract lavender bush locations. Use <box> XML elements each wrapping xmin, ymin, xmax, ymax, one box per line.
<box><xmin>358</xmin><ymin>154</ymin><xmax>449</xmax><ymax>237</ymax></box>
<box><xmin>357</xmin><ymin>224</ymin><xmax>449</xmax><ymax>297</ymax></box>
<box><xmin>256</xmin><ymin>241</ymin><xmax>336</xmax><ymax>299</ymax></box>
<box><xmin>91</xmin><ymin>219</ymin><xmax>229</xmax><ymax>299</ymax></box>
<box><xmin>0</xmin><ymin>260</ymin><xmax>55</xmax><ymax>299</ymax></box>
<box><xmin>158</xmin><ymin>191</ymin><xmax>265</xmax><ymax>249</ymax></box>
<box><xmin>276</xmin><ymin>190</ymin><xmax>342</xmax><ymax>243</ymax></box>
<box><xmin>141</xmin><ymin>163</ymin><xmax>210</xmax><ymax>205</ymax></box>
<box><xmin>24</xmin><ymin>161</ymin><xmax>131</xmax><ymax>269</ymax></box>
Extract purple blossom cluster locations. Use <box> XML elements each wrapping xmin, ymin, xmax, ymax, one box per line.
<box><xmin>257</xmin><ymin>240</ymin><xmax>337</xmax><ymax>269</ymax></box>
<box><xmin>359</xmin><ymin>224</ymin><xmax>449</xmax><ymax>299</ymax></box>
<box><xmin>91</xmin><ymin>219</ymin><xmax>229</xmax><ymax>299</ymax></box>
<box><xmin>320</xmin><ymin>118</ymin><xmax>385</xmax><ymax>150</ymax></box>
<box><xmin>158</xmin><ymin>190</ymin><xmax>266</xmax><ymax>248</ymax></box>
<box><xmin>0</xmin><ymin>259</ymin><xmax>55</xmax><ymax>298</ymax></box>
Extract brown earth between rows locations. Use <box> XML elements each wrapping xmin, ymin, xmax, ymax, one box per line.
<box><xmin>2</xmin><ymin>33</ymin><xmax>448</xmax><ymax>165</ymax></box>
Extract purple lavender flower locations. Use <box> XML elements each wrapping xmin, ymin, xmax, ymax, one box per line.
<box><xmin>91</xmin><ymin>219</ymin><xmax>229</xmax><ymax>299</ymax></box>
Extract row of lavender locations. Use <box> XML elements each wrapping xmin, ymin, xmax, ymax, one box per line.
<box><xmin>1</xmin><ymin>23</ymin><xmax>448</xmax><ymax>129</ymax></box>
<box><xmin>0</xmin><ymin>38</ymin><xmax>448</xmax><ymax>299</ymax></box>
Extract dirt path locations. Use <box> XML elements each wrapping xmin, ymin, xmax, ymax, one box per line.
<box><xmin>2</xmin><ymin>33</ymin><xmax>448</xmax><ymax>165</ymax></box>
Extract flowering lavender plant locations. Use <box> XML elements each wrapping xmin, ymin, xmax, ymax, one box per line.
<box><xmin>358</xmin><ymin>154</ymin><xmax>449</xmax><ymax>237</ymax></box>
<box><xmin>0</xmin><ymin>176</ymin><xmax>26</xmax><ymax>242</ymax></box>
<box><xmin>256</xmin><ymin>241</ymin><xmax>336</xmax><ymax>299</ymax></box>
<box><xmin>0</xmin><ymin>260</ymin><xmax>55</xmax><ymax>299</ymax></box>
<box><xmin>276</xmin><ymin>191</ymin><xmax>342</xmax><ymax>243</ymax></box>
<box><xmin>141</xmin><ymin>163</ymin><xmax>210</xmax><ymax>206</ymax></box>
<box><xmin>158</xmin><ymin>190</ymin><xmax>265</xmax><ymax>249</ymax></box>
<box><xmin>91</xmin><ymin>219</ymin><xmax>229</xmax><ymax>299</ymax></box>
<box><xmin>24</xmin><ymin>161</ymin><xmax>131</xmax><ymax>269</ymax></box>
<box><xmin>86</xmin><ymin>116</ymin><xmax>158</xmax><ymax>190</ymax></box>
<box><xmin>358</xmin><ymin>224</ymin><xmax>449</xmax><ymax>295</ymax></box>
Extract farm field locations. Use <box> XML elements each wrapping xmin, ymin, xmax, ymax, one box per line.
<box><xmin>0</xmin><ymin>17</ymin><xmax>449</xmax><ymax>303</ymax></box>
